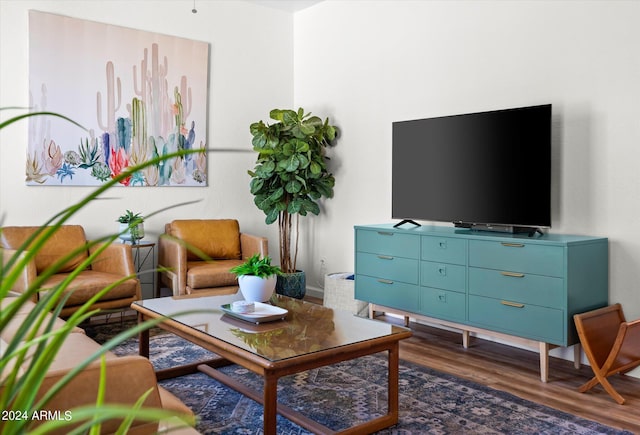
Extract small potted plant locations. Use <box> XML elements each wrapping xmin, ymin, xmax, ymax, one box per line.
<box><xmin>117</xmin><ymin>210</ymin><xmax>145</xmax><ymax>243</ymax></box>
<box><xmin>230</xmin><ymin>254</ymin><xmax>282</xmax><ymax>302</ymax></box>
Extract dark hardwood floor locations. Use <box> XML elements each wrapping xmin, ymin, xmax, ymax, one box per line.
<box><xmin>377</xmin><ymin>314</ymin><xmax>640</xmax><ymax>433</ymax></box>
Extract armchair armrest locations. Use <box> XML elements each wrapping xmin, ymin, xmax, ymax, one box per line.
<box><xmin>89</xmin><ymin>242</ymin><xmax>136</xmax><ymax>277</ymax></box>
<box><xmin>603</xmin><ymin>318</ymin><xmax>640</xmax><ymax>375</ymax></box>
<box><xmin>1</xmin><ymin>248</ymin><xmax>37</xmax><ymax>297</ymax></box>
<box><xmin>240</xmin><ymin>233</ymin><xmax>268</xmax><ymax>259</ymax></box>
<box><xmin>34</xmin><ymin>355</ymin><xmax>193</xmax><ymax>434</ymax></box>
<box><xmin>158</xmin><ymin>235</ymin><xmax>188</xmax><ymax>295</ymax></box>
<box><xmin>618</xmin><ymin>318</ymin><xmax>640</xmax><ymax>353</ymax></box>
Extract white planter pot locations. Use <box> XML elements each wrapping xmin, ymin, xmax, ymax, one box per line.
<box><xmin>238</xmin><ymin>275</ymin><xmax>277</xmax><ymax>303</ymax></box>
<box><xmin>119</xmin><ymin>222</ymin><xmax>144</xmax><ymax>243</ymax></box>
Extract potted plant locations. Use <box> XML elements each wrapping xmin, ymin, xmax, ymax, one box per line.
<box><xmin>117</xmin><ymin>209</ymin><xmax>145</xmax><ymax>243</ymax></box>
<box><xmin>230</xmin><ymin>254</ymin><xmax>282</xmax><ymax>302</ymax></box>
<box><xmin>248</xmin><ymin>108</ymin><xmax>338</xmax><ymax>299</ymax></box>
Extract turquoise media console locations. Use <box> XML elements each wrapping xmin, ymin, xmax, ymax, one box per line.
<box><xmin>354</xmin><ymin>224</ymin><xmax>609</xmax><ymax>382</ymax></box>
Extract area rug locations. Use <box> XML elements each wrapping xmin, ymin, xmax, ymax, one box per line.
<box><xmin>88</xmin><ymin>321</ymin><xmax>631</xmax><ymax>435</ymax></box>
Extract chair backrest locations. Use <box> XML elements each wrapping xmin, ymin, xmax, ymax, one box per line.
<box><xmin>574</xmin><ymin>303</ymin><xmax>625</xmax><ymax>367</ymax></box>
<box><xmin>166</xmin><ymin>219</ymin><xmax>241</xmax><ymax>261</ymax></box>
<box><xmin>1</xmin><ymin>225</ymin><xmax>89</xmax><ymax>274</ymax></box>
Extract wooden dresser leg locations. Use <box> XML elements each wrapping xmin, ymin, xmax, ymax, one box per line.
<box><xmin>462</xmin><ymin>330</ymin><xmax>470</xmax><ymax>348</ymax></box>
<box><xmin>574</xmin><ymin>343</ymin><xmax>581</xmax><ymax>369</ymax></box>
<box><xmin>539</xmin><ymin>342</ymin><xmax>549</xmax><ymax>382</ymax></box>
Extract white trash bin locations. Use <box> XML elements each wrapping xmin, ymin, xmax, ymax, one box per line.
<box><xmin>323</xmin><ymin>273</ymin><xmax>369</xmax><ymax>317</ymax></box>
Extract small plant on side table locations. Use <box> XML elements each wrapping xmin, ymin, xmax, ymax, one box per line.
<box><xmin>117</xmin><ymin>210</ymin><xmax>145</xmax><ymax>243</ymax></box>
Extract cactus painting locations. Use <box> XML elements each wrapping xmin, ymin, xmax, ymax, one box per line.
<box><xmin>27</xmin><ymin>11</ymin><xmax>209</xmax><ymax>186</ymax></box>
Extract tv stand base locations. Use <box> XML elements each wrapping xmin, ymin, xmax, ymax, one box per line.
<box><xmin>368</xmin><ymin>303</ymin><xmax>582</xmax><ymax>383</ymax></box>
<box><xmin>394</xmin><ymin>219</ymin><xmax>421</xmax><ymax>228</ymax></box>
<box><xmin>454</xmin><ymin>222</ymin><xmax>543</xmax><ymax>236</ymax></box>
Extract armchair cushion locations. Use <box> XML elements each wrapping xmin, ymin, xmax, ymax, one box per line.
<box><xmin>40</xmin><ymin>271</ymin><xmax>139</xmax><ymax>306</ymax></box>
<box><xmin>186</xmin><ymin>259</ymin><xmax>244</xmax><ymax>288</ymax></box>
<box><xmin>1</xmin><ymin>225</ymin><xmax>89</xmax><ymax>274</ymax></box>
<box><xmin>167</xmin><ymin>219</ymin><xmax>241</xmax><ymax>260</ymax></box>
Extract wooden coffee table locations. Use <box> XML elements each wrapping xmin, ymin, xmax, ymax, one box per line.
<box><xmin>132</xmin><ymin>292</ymin><xmax>412</xmax><ymax>434</ymax></box>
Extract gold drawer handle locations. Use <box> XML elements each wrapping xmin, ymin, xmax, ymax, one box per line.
<box><xmin>501</xmin><ymin>242</ymin><xmax>525</xmax><ymax>248</ymax></box>
<box><xmin>501</xmin><ymin>300</ymin><xmax>525</xmax><ymax>308</ymax></box>
<box><xmin>377</xmin><ymin>279</ymin><xmax>394</xmax><ymax>285</ymax></box>
<box><xmin>377</xmin><ymin>231</ymin><xmax>394</xmax><ymax>236</ymax></box>
<box><xmin>501</xmin><ymin>271</ymin><xmax>525</xmax><ymax>278</ymax></box>
<box><xmin>377</xmin><ymin>255</ymin><xmax>394</xmax><ymax>260</ymax></box>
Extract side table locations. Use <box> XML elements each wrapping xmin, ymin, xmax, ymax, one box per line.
<box><xmin>126</xmin><ymin>240</ymin><xmax>156</xmax><ymax>299</ymax></box>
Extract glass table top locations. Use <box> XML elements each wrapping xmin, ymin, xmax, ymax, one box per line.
<box><xmin>133</xmin><ymin>292</ymin><xmax>410</xmax><ymax>362</ymax></box>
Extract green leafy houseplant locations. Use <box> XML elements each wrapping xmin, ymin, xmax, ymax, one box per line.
<box><xmin>229</xmin><ymin>254</ymin><xmax>281</xmax><ymax>278</ymax></box>
<box><xmin>0</xmin><ymin>108</ymin><xmax>201</xmax><ymax>434</ymax></box>
<box><xmin>248</xmin><ymin>108</ymin><xmax>338</xmax><ymax>276</ymax></box>
<box><xmin>117</xmin><ymin>210</ymin><xmax>143</xmax><ymax>224</ymax></box>
<box><xmin>117</xmin><ymin>209</ymin><xmax>145</xmax><ymax>242</ymax></box>
<box><xmin>230</xmin><ymin>255</ymin><xmax>281</xmax><ymax>303</ymax></box>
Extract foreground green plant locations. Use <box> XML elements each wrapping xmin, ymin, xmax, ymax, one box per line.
<box><xmin>0</xmin><ymin>109</ymin><xmax>204</xmax><ymax>434</ymax></box>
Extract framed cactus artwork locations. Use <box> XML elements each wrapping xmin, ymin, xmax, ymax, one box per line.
<box><xmin>27</xmin><ymin>11</ymin><xmax>209</xmax><ymax>187</ymax></box>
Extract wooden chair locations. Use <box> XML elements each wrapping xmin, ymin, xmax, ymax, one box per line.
<box><xmin>573</xmin><ymin>303</ymin><xmax>640</xmax><ymax>404</ymax></box>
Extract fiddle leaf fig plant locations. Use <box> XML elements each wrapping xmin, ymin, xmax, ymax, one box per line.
<box><xmin>249</xmin><ymin>108</ymin><xmax>338</xmax><ymax>274</ymax></box>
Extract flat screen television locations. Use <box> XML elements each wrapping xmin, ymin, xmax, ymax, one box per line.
<box><xmin>392</xmin><ymin>104</ymin><xmax>551</xmax><ymax>233</ymax></box>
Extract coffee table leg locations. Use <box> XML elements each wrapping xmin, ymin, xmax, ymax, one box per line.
<box><xmin>388</xmin><ymin>343</ymin><xmax>400</xmax><ymax>424</ymax></box>
<box><xmin>263</xmin><ymin>372</ymin><xmax>278</xmax><ymax>435</ymax></box>
<box><xmin>138</xmin><ymin>312</ymin><xmax>150</xmax><ymax>358</ymax></box>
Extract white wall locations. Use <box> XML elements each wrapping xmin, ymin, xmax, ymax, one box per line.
<box><xmin>294</xmin><ymin>0</ymin><xmax>640</xmax><ymax>309</ymax></box>
<box><xmin>0</xmin><ymin>0</ymin><xmax>293</xmax><ymax>260</ymax></box>
<box><xmin>293</xmin><ymin>1</ymin><xmax>640</xmax><ymax>370</ymax></box>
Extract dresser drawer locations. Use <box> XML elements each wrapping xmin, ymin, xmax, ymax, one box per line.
<box><xmin>355</xmin><ymin>275</ymin><xmax>419</xmax><ymax>312</ymax></box>
<box><xmin>419</xmin><ymin>287</ymin><xmax>466</xmax><ymax>322</ymax></box>
<box><xmin>468</xmin><ymin>267</ymin><xmax>564</xmax><ymax>307</ymax></box>
<box><xmin>421</xmin><ymin>261</ymin><xmax>466</xmax><ymax>293</ymax></box>
<box><xmin>356</xmin><ymin>229</ymin><xmax>420</xmax><ymax>258</ymax></box>
<box><xmin>469</xmin><ymin>240</ymin><xmax>564</xmax><ymax>277</ymax></box>
<box><xmin>421</xmin><ymin>236</ymin><xmax>466</xmax><ymax>265</ymax></box>
<box><xmin>356</xmin><ymin>252</ymin><xmax>419</xmax><ymax>285</ymax></box>
<box><xmin>468</xmin><ymin>295</ymin><xmax>564</xmax><ymax>344</ymax></box>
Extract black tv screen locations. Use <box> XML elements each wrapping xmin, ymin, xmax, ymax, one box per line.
<box><xmin>392</xmin><ymin>104</ymin><xmax>551</xmax><ymax>230</ymax></box>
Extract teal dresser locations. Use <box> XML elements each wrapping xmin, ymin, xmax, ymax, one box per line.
<box><xmin>354</xmin><ymin>224</ymin><xmax>609</xmax><ymax>381</ymax></box>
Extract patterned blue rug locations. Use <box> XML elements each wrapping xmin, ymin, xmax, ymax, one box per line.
<box><xmin>88</xmin><ymin>322</ymin><xmax>631</xmax><ymax>435</ymax></box>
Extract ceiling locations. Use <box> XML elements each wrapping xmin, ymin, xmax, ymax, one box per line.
<box><xmin>245</xmin><ymin>0</ymin><xmax>325</xmax><ymax>13</ymax></box>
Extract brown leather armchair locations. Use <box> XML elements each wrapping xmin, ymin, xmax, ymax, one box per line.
<box><xmin>1</xmin><ymin>225</ymin><xmax>140</xmax><ymax>317</ymax></box>
<box><xmin>0</xmin><ymin>297</ymin><xmax>197</xmax><ymax>434</ymax></box>
<box><xmin>157</xmin><ymin>219</ymin><xmax>268</xmax><ymax>296</ymax></box>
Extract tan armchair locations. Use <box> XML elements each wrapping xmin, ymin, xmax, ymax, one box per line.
<box><xmin>1</xmin><ymin>225</ymin><xmax>140</xmax><ymax>318</ymax></box>
<box><xmin>1</xmin><ymin>297</ymin><xmax>197</xmax><ymax>434</ymax></box>
<box><xmin>157</xmin><ymin>219</ymin><xmax>268</xmax><ymax>296</ymax></box>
